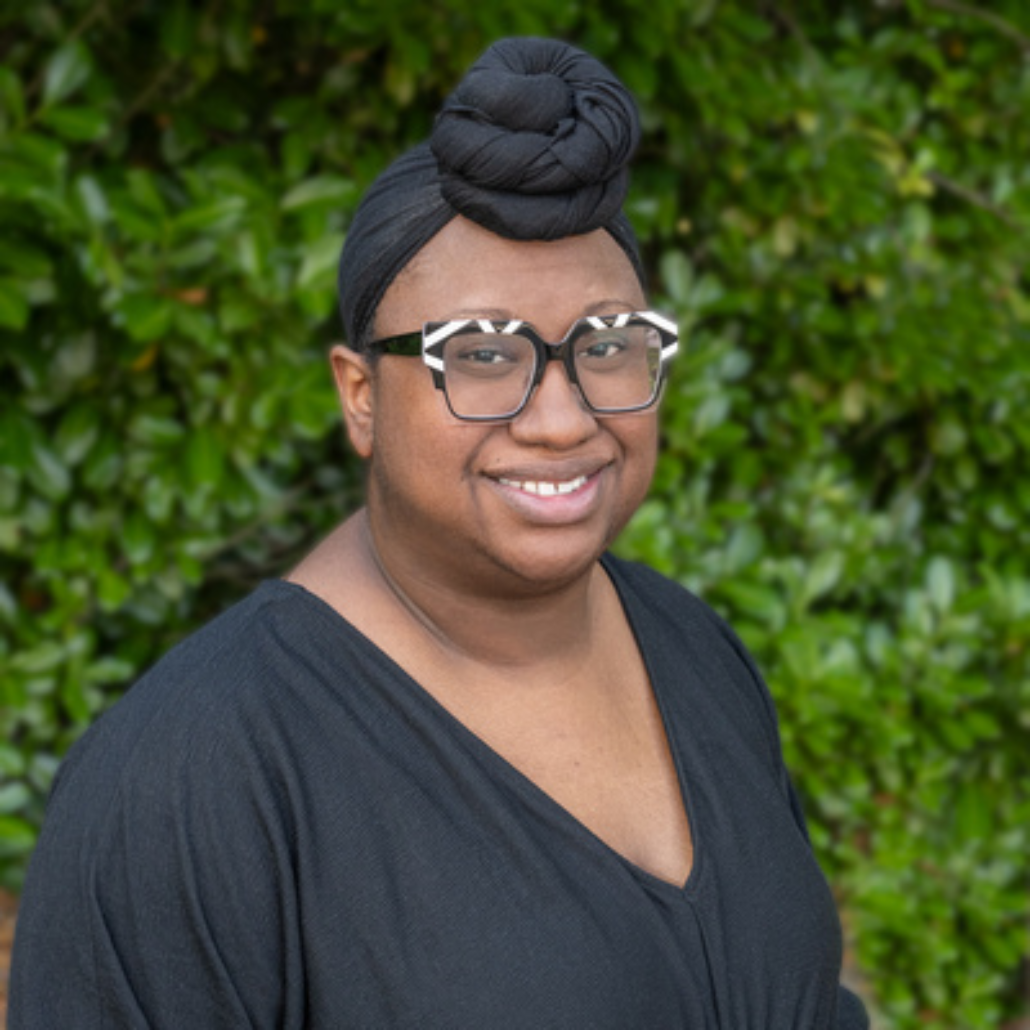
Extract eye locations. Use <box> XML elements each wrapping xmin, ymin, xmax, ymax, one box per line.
<box><xmin>459</xmin><ymin>346</ymin><xmax>515</xmax><ymax>365</ymax></box>
<box><xmin>576</xmin><ymin>331</ymin><xmax>634</xmax><ymax>365</ymax></box>
<box><xmin>579</xmin><ymin>335</ymin><xmax>627</xmax><ymax>360</ymax></box>
<box><xmin>445</xmin><ymin>334</ymin><xmax>527</xmax><ymax>377</ymax></box>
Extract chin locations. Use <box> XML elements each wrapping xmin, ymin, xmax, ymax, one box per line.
<box><xmin>478</xmin><ymin>525</ymin><xmax>618</xmax><ymax>597</ymax></box>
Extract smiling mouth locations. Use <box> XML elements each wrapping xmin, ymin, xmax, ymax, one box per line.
<box><xmin>496</xmin><ymin>474</ymin><xmax>590</xmax><ymax>497</ymax></box>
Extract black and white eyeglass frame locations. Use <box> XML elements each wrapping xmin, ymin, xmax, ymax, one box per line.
<box><xmin>367</xmin><ymin>310</ymin><xmax>679</xmax><ymax>422</ymax></box>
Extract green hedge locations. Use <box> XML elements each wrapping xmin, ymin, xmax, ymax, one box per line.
<box><xmin>1</xmin><ymin>2</ymin><xmax>1028</xmax><ymax>1026</ymax></box>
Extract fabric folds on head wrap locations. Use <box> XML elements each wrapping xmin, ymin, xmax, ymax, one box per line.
<box><xmin>338</xmin><ymin>37</ymin><xmax>644</xmax><ymax>350</ymax></box>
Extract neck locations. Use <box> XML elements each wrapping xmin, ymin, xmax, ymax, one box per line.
<box><xmin>359</xmin><ymin>509</ymin><xmax>605</xmax><ymax>672</ymax></box>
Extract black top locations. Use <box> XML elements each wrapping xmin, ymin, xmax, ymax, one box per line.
<box><xmin>10</xmin><ymin>555</ymin><xmax>869</xmax><ymax>1028</ymax></box>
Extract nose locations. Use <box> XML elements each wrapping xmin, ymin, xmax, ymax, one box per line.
<box><xmin>508</xmin><ymin>361</ymin><xmax>598</xmax><ymax>449</ymax></box>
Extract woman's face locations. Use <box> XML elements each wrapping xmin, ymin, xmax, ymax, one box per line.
<box><xmin>336</xmin><ymin>215</ymin><xmax>659</xmax><ymax>596</ymax></box>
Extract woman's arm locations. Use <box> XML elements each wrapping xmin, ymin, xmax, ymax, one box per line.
<box><xmin>9</xmin><ymin>708</ymin><xmax>303</xmax><ymax>1028</ymax></box>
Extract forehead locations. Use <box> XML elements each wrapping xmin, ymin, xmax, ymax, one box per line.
<box><xmin>374</xmin><ymin>215</ymin><xmax>646</xmax><ymax>340</ymax></box>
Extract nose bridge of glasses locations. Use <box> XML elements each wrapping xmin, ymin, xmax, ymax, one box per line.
<box><xmin>531</xmin><ymin>334</ymin><xmax>586</xmax><ymax>400</ymax></box>
<box><xmin>523</xmin><ymin>351</ymin><xmax>594</xmax><ymax>424</ymax></box>
<box><xmin>532</xmin><ymin>321</ymin><xmax>591</xmax><ymax>372</ymax></box>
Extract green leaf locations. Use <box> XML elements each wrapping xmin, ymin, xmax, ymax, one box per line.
<box><xmin>29</xmin><ymin>442</ymin><xmax>72</xmax><ymax>501</ymax></box>
<box><xmin>81</xmin><ymin>434</ymin><xmax>122</xmax><ymax>491</ymax></box>
<box><xmin>0</xmin><ymin>782</ymin><xmax>31</xmax><ymax>815</ymax></box>
<box><xmin>0</xmin><ymin>240</ymin><xmax>53</xmax><ymax>278</ymax></box>
<box><xmin>42</xmin><ymin>41</ymin><xmax>93</xmax><ymax>107</ymax></box>
<box><xmin>0</xmin><ymin>744</ymin><xmax>25</xmax><ymax>777</ymax></box>
<box><xmin>173</xmin><ymin>197</ymin><xmax>247</xmax><ymax>235</ymax></box>
<box><xmin>142</xmin><ymin>474</ymin><xmax>175</xmax><ymax>522</ymax></box>
<box><xmin>0</xmin><ymin>279</ymin><xmax>29</xmax><ymax>330</ymax></box>
<box><xmin>0</xmin><ymin>518</ymin><xmax>21</xmax><ymax>551</ymax></box>
<box><xmin>659</xmin><ymin>250</ymin><xmax>694</xmax><ymax>306</ymax></box>
<box><xmin>73</xmin><ymin>175</ymin><xmax>109</xmax><ymax>228</ymax></box>
<box><xmin>954</xmin><ymin>781</ymin><xmax>993</xmax><ymax>842</ymax></box>
<box><xmin>60</xmin><ymin>670</ymin><xmax>92</xmax><ymax>724</ymax></box>
<box><xmin>801</xmin><ymin>552</ymin><xmax>844</xmax><ymax>608</ymax></box>
<box><xmin>184</xmin><ymin>426</ymin><xmax>225</xmax><ymax>489</ymax></box>
<box><xmin>53</xmin><ymin>334</ymin><xmax>98</xmax><ymax>381</ymax></box>
<box><xmin>39</xmin><ymin>105</ymin><xmax>108</xmax><ymax>142</ymax></box>
<box><xmin>12</xmin><ymin>641</ymin><xmax>66</xmax><ymax>675</ymax></box>
<box><xmin>718</xmin><ymin>580</ymin><xmax>787</xmax><ymax>626</ymax></box>
<box><xmin>281</xmin><ymin>176</ymin><xmax>357</xmax><ymax>212</ymax></box>
<box><xmin>0</xmin><ymin>66</ymin><xmax>26</xmax><ymax>126</ymax></box>
<box><xmin>693</xmin><ymin>394</ymin><xmax>730</xmax><ymax>436</ymax></box>
<box><xmin>168</xmin><ymin>239</ymin><xmax>218</xmax><ymax>270</ymax></box>
<box><xmin>84</xmin><ymin>656</ymin><xmax>135</xmax><ymax>685</ymax></box>
<box><xmin>297</xmin><ymin>233</ymin><xmax>345</xmax><ymax>290</ymax></box>
<box><xmin>54</xmin><ymin>402</ymin><xmax>101</xmax><ymax>465</ymax></box>
<box><xmin>116</xmin><ymin>294</ymin><xmax>174</xmax><ymax>342</ymax></box>
<box><xmin>129</xmin><ymin>413</ymin><xmax>185</xmax><ymax>446</ymax></box>
<box><xmin>723</xmin><ymin>523</ymin><xmax>764</xmax><ymax>571</ymax></box>
<box><xmin>173</xmin><ymin>304</ymin><xmax>216</xmax><ymax>346</ymax></box>
<box><xmin>123</xmin><ymin>510</ymin><xmax>155</xmax><ymax>564</ymax></box>
<box><xmin>926</xmin><ymin>556</ymin><xmax>955</xmax><ymax>613</ymax></box>
<box><xmin>0</xmin><ymin>815</ymin><xmax>37</xmax><ymax>857</ymax></box>
<box><xmin>126</xmin><ymin>169</ymin><xmax>168</xmax><ymax>216</ymax></box>
<box><xmin>0</xmin><ymin>410</ymin><xmax>40</xmax><ymax>472</ymax></box>
<box><xmin>96</xmin><ymin>568</ymin><xmax>131</xmax><ymax>611</ymax></box>
<box><xmin>160</xmin><ymin>1</ymin><xmax>198</xmax><ymax>58</ymax></box>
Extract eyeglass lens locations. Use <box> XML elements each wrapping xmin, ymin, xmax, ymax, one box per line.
<box><xmin>441</xmin><ymin>323</ymin><xmax>663</xmax><ymax>419</ymax></box>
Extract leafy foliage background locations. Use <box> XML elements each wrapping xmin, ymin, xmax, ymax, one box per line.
<box><xmin>1</xmin><ymin>1</ymin><xmax>1028</xmax><ymax>1025</ymax></box>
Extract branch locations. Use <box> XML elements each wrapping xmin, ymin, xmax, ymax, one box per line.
<box><xmin>80</xmin><ymin>59</ymin><xmax>182</xmax><ymax>161</ymax></box>
<box><xmin>198</xmin><ymin>485</ymin><xmax>312</xmax><ymax>562</ymax></box>
<box><xmin>767</xmin><ymin>3</ymin><xmax>820</xmax><ymax>63</ymax></box>
<box><xmin>119</xmin><ymin>61</ymin><xmax>181</xmax><ymax>127</ymax></box>
<box><xmin>924</xmin><ymin>0</ymin><xmax>1030</xmax><ymax>53</ymax></box>
<box><xmin>926</xmin><ymin>171</ymin><xmax>1019</xmax><ymax>228</ymax></box>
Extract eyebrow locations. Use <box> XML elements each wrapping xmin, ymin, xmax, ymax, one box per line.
<box><xmin>584</xmin><ymin>298</ymin><xmax>644</xmax><ymax>316</ymax></box>
<box><xmin>440</xmin><ymin>298</ymin><xmax>645</xmax><ymax>322</ymax></box>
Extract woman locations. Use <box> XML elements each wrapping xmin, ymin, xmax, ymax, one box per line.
<box><xmin>11</xmin><ymin>38</ymin><xmax>869</xmax><ymax>1028</ymax></box>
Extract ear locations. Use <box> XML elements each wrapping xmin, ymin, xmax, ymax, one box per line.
<box><xmin>330</xmin><ymin>344</ymin><xmax>375</xmax><ymax>459</ymax></box>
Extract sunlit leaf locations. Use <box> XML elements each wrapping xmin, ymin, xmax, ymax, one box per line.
<box><xmin>42</xmin><ymin>41</ymin><xmax>92</xmax><ymax>107</ymax></box>
<box><xmin>174</xmin><ymin>197</ymin><xmax>247</xmax><ymax>235</ymax></box>
<box><xmin>281</xmin><ymin>176</ymin><xmax>357</xmax><ymax>212</ymax></box>
<box><xmin>296</xmin><ymin>233</ymin><xmax>344</xmax><ymax>290</ymax></box>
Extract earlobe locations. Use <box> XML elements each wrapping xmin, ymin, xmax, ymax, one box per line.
<box><xmin>330</xmin><ymin>344</ymin><xmax>375</xmax><ymax>459</ymax></box>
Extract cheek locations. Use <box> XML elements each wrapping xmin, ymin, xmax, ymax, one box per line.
<box><xmin>580</xmin><ymin>414</ymin><xmax>654</xmax><ymax>531</ymax></box>
<box><xmin>371</xmin><ymin>393</ymin><xmax>432</xmax><ymax>489</ymax></box>
<box><xmin>369</xmin><ymin>370</ymin><xmax>484</xmax><ymax>493</ymax></box>
<box><xmin>620</xmin><ymin>420</ymin><xmax>660</xmax><ymax>505</ymax></box>
<box><xmin>623</xmin><ymin>416</ymin><xmax>659</xmax><ymax>475</ymax></box>
<box><xmin>371</xmin><ymin>364</ymin><xmax>435</xmax><ymax>452</ymax></box>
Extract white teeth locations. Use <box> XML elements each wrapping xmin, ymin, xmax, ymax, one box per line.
<box><xmin>498</xmin><ymin>475</ymin><xmax>589</xmax><ymax>496</ymax></box>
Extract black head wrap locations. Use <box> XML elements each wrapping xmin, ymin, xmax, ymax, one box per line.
<box><xmin>338</xmin><ymin>37</ymin><xmax>644</xmax><ymax>349</ymax></box>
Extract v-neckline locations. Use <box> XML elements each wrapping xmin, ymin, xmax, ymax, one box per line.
<box><xmin>271</xmin><ymin>555</ymin><xmax>702</xmax><ymax>898</ymax></box>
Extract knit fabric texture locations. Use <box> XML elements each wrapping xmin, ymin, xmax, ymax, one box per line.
<box><xmin>337</xmin><ymin>37</ymin><xmax>645</xmax><ymax>349</ymax></box>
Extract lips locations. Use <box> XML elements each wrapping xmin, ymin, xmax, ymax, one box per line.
<box><xmin>484</xmin><ymin>462</ymin><xmax>609</xmax><ymax>525</ymax></box>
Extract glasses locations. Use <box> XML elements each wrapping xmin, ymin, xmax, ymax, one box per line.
<box><xmin>367</xmin><ymin>311</ymin><xmax>678</xmax><ymax>422</ymax></box>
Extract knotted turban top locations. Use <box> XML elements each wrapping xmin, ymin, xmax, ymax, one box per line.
<box><xmin>337</xmin><ymin>37</ymin><xmax>644</xmax><ymax>349</ymax></box>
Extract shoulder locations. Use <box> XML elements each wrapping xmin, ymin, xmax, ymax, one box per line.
<box><xmin>49</xmin><ymin>581</ymin><xmax>344</xmax><ymax>828</ymax></box>
<box><xmin>72</xmin><ymin>580</ymin><xmax>309</xmax><ymax>724</ymax></box>
<box><xmin>14</xmin><ymin>582</ymin><xmax>323</xmax><ymax>1027</ymax></box>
